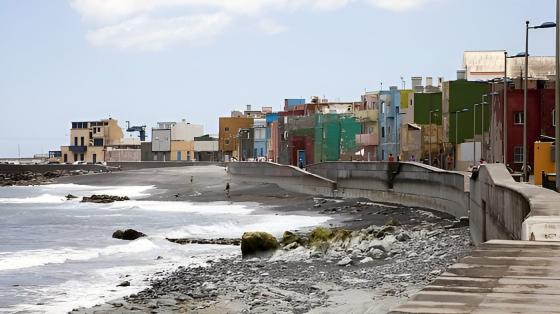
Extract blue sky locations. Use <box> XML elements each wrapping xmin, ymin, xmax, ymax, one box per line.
<box><xmin>0</xmin><ymin>0</ymin><xmax>556</xmax><ymax>157</ymax></box>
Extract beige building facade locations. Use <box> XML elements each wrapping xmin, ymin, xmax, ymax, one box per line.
<box><xmin>60</xmin><ymin>118</ymin><xmax>124</xmax><ymax>163</ymax></box>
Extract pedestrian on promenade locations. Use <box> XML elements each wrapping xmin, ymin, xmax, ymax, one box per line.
<box><xmin>225</xmin><ymin>182</ymin><xmax>230</xmax><ymax>198</ymax></box>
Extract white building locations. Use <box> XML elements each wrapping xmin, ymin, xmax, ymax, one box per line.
<box><xmin>463</xmin><ymin>50</ymin><xmax>555</xmax><ymax>81</ymax></box>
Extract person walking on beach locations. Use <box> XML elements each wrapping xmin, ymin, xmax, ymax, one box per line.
<box><xmin>225</xmin><ymin>182</ymin><xmax>230</xmax><ymax>198</ymax></box>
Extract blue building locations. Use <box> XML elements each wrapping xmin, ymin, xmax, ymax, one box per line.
<box><xmin>253</xmin><ymin>118</ymin><xmax>268</xmax><ymax>159</ymax></box>
<box><xmin>378</xmin><ymin>86</ymin><xmax>401</xmax><ymax>160</ymax></box>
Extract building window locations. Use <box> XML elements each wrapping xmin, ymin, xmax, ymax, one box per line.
<box><xmin>80</xmin><ymin>154</ymin><xmax>84</xmax><ymax>161</ymax></box>
<box><xmin>514</xmin><ymin>112</ymin><xmax>524</xmax><ymax>125</ymax></box>
<box><xmin>514</xmin><ymin>146</ymin><xmax>523</xmax><ymax>163</ymax></box>
<box><xmin>368</xmin><ymin>127</ymin><xmax>373</xmax><ymax>134</ymax></box>
<box><xmin>225</xmin><ymin>139</ymin><xmax>230</xmax><ymax>145</ymax></box>
<box><xmin>74</xmin><ymin>137</ymin><xmax>78</xmax><ymax>146</ymax></box>
<box><xmin>80</xmin><ymin>137</ymin><xmax>84</xmax><ymax>146</ymax></box>
<box><xmin>93</xmin><ymin>139</ymin><xmax>104</xmax><ymax>146</ymax></box>
<box><xmin>225</xmin><ymin>127</ymin><xmax>230</xmax><ymax>132</ymax></box>
<box><xmin>381</xmin><ymin>127</ymin><xmax>385</xmax><ymax>138</ymax></box>
<box><xmin>64</xmin><ymin>154</ymin><xmax>68</xmax><ymax>163</ymax></box>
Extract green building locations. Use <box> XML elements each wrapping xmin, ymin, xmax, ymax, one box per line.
<box><xmin>314</xmin><ymin>114</ymin><xmax>361</xmax><ymax>162</ymax></box>
<box><xmin>413</xmin><ymin>92</ymin><xmax>442</xmax><ymax>125</ymax></box>
<box><xmin>443</xmin><ymin>80</ymin><xmax>490</xmax><ymax>145</ymax></box>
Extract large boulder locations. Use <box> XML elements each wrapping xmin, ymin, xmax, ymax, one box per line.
<box><xmin>240</xmin><ymin>232</ymin><xmax>279</xmax><ymax>258</ymax></box>
<box><xmin>280</xmin><ymin>231</ymin><xmax>305</xmax><ymax>247</ymax></box>
<box><xmin>112</xmin><ymin>229</ymin><xmax>146</xmax><ymax>241</ymax></box>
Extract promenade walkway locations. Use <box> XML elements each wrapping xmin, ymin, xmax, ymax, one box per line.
<box><xmin>391</xmin><ymin>240</ymin><xmax>560</xmax><ymax>313</ymax></box>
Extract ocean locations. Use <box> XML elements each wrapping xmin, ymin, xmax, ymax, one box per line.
<box><xmin>0</xmin><ymin>184</ymin><xmax>329</xmax><ymax>313</ymax></box>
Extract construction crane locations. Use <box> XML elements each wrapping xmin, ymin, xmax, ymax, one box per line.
<box><xmin>126</xmin><ymin>121</ymin><xmax>147</xmax><ymax>141</ymax></box>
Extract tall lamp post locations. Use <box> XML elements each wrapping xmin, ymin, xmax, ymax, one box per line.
<box><xmin>473</xmin><ymin>103</ymin><xmax>481</xmax><ymax>166</ymax></box>
<box><xmin>524</xmin><ymin>20</ymin><xmax>557</xmax><ymax>182</ymax></box>
<box><xmin>451</xmin><ymin>108</ymin><xmax>469</xmax><ymax>169</ymax></box>
<box><xmin>429</xmin><ymin>109</ymin><xmax>440</xmax><ymax>166</ymax></box>
<box><xmin>481</xmin><ymin>92</ymin><xmax>499</xmax><ymax>162</ymax></box>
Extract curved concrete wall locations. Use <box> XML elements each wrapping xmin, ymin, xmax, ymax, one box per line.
<box><xmin>470</xmin><ymin>164</ymin><xmax>560</xmax><ymax>244</ymax></box>
<box><xmin>307</xmin><ymin>162</ymin><xmax>469</xmax><ymax>219</ymax></box>
<box><xmin>227</xmin><ymin>162</ymin><xmax>336</xmax><ymax>196</ymax></box>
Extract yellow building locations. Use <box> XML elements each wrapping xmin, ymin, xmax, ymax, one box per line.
<box><xmin>534</xmin><ymin>141</ymin><xmax>555</xmax><ymax>186</ymax></box>
<box><xmin>219</xmin><ymin>117</ymin><xmax>254</xmax><ymax>160</ymax></box>
<box><xmin>60</xmin><ymin>118</ymin><xmax>124</xmax><ymax>163</ymax></box>
<box><xmin>170</xmin><ymin>140</ymin><xmax>195</xmax><ymax>161</ymax></box>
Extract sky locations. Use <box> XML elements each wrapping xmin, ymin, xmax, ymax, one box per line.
<box><xmin>0</xmin><ymin>0</ymin><xmax>556</xmax><ymax>157</ymax></box>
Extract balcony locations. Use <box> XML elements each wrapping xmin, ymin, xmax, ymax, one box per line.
<box><xmin>354</xmin><ymin>109</ymin><xmax>378</xmax><ymax>122</ymax></box>
<box><xmin>355</xmin><ymin>133</ymin><xmax>379</xmax><ymax>146</ymax></box>
<box><xmin>69</xmin><ymin>146</ymin><xmax>87</xmax><ymax>153</ymax></box>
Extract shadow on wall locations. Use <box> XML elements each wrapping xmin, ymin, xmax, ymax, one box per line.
<box><xmin>470</xmin><ymin>164</ymin><xmax>560</xmax><ymax>245</ymax></box>
<box><xmin>306</xmin><ymin>161</ymin><xmax>470</xmax><ymax>219</ymax></box>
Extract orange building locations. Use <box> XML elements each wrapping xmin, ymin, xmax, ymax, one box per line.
<box><xmin>219</xmin><ymin>117</ymin><xmax>253</xmax><ymax>161</ymax></box>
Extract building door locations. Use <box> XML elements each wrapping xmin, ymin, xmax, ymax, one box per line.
<box><xmin>64</xmin><ymin>154</ymin><xmax>68</xmax><ymax>163</ymax></box>
<box><xmin>93</xmin><ymin>154</ymin><xmax>97</xmax><ymax>164</ymax></box>
<box><xmin>297</xmin><ymin>150</ymin><xmax>306</xmax><ymax>168</ymax></box>
<box><xmin>177</xmin><ymin>151</ymin><xmax>182</xmax><ymax>161</ymax></box>
<box><xmin>187</xmin><ymin>152</ymin><xmax>191</xmax><ymax>161</ymax></box>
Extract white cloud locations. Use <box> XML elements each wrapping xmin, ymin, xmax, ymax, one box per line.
<box><xmin>87</xmin><ymin>13</ymin><xmax>232</xmax><ymax>50</ymax></box>
<box><xmin>257</xmin><ymin>18</ymin><xmax>289</xmax><ymax>35</ymax></box>
<box><xmin>70</xmin><ymin>0</ymin><xmax>431</xmax><ymax>50</ymax></box>
<box><xmin>365</xmin><ymin>0</ymin><xmax>431</xmax><ymax>12</ymax></box>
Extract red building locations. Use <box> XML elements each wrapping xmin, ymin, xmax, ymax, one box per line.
<box><xmin>491</xmin><ymin>80</ymin><xmax>555</xmax><ymax>172</ymax></box>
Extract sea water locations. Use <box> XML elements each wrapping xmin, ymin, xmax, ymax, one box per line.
<box><xmin>0</xmin><ymin>184</ymin><xmax>330</xmax><ymax>313</ymax></box>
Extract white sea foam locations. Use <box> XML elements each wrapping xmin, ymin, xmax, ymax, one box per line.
<box><xmin>0</xmin><ymin>193</ymin><xmax>66</xmax><ymax>204</ymax></box>
<box><xmin>104</xmin><ymin>200</ymin><xmax>256</xmax><ymax>215</ymax></box>
<box><xmin>164</xmin><ymin>214</ymin><xmax>331</xmax><ymax>239</ymax></box>
<box><xmin>8</xmin><ymin>245</ymin><xmax>239</xmax><ymax>314</ymax></box>
<box><xmin>0</xmin><ymin>184</ymin><xmax>154</xmax><ymax>204</ymax></box>
<box><xmin>0</xmin><ymin>238</ymin><xmax>157</xmax><ymax>272</ymax></box>
<box><xmin>41</xmin><ymin>184</ymin><xmax>154</xmax><ymax>198</ymax></box>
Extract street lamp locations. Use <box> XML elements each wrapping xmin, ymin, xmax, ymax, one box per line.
<box><xmin>524</xmin><ymin>20</ymin><xmax>557</xmax><ymax>182</ymax></box>
<box><xmin>473</xmin><ymin>103</ymin><xmax>481</xmax><ymax>166</ymax></box>
<box><xmin>451</xmin><ymin>108</ymin><xmax>469</xmax><ymax>169</ymax></box>
<box><xmin>481</xmin><ymin>92</ymin><xmax>499</xmax><ymax>161</ymax></box>
<box><xmin>429</xmin><ymin>109</ymin><xmax>440</xmax><ymax>166</ymax></box>
<box><xmin>503</xmin><ymin>52</ymin><xmax>526</xmax><ymax>165</ymax></box>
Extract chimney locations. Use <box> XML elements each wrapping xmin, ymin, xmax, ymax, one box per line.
<box><xmin>437</xmin><ymin>77</ymin><xmax>444</xmax><ymax>87</ymax></box>
<box><xmin>411</xmin><ymin>77</ymin><xmax>422</xmax><ymax>90</ymax></box>
<box><xmin>426</xmin><ymin>77</ymin><xmax>433</xmax><ymax>87</ymax></box>
<box><xmin>457</xmin><ymin>70</ymin><xmax>466</xmax><ymax>80</ymax></box>
<box><xmin>246</xmin><ymin>104</ymin><xmax>252</xmax><ymax>111</ymax></box>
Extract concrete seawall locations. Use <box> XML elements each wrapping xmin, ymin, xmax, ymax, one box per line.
<box><xmin>307</xmin><ymin>162</ymin><xmax>470</xmax><ymax>219</ymax></box>
<box><xmin>470</xmin><ymin>164</ymin><xmax>560</xmax><ymax>244</ymax></box>
<box><xmin>219</xmin><ymin>161</ymin><xmax>560</xmax><ymax>245</ymax></box>
<box><xmin>107</xmin><ymin>161</ymin><xmax>225</xmax><ymax>171</ymax></box>
<box><xmin>0</xmin><ymin>164</ymin><xmax>109</xmax><ymax>174</ymax></box>
<box><xmin>227</xmin><ymin>162</ymin><xmax>336</xmax><ymax>196</ymax></box>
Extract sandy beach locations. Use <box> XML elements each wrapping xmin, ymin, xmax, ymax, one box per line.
<box><xmin>55</xmin><ymin>165</ymin><xmax>472</xmax><ymax>314</ymax></box>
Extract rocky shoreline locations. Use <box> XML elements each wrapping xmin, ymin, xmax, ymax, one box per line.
<box><xmin>74</xmin><ymin>199</ymin><xmax>472</xmax><ymax>314</ymax></box>
<box><xmin>0</xmin><ymin>169</ymin><xmax>92</xmax><ymax>186</ymax></box>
